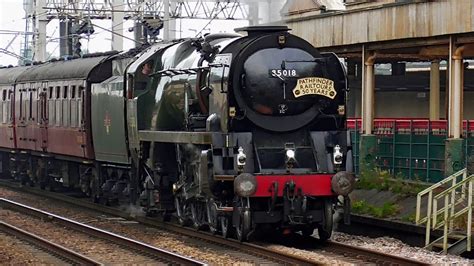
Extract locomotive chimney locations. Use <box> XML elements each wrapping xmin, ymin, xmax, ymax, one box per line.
<box><xmin>234</xmin><ymin>26</ymin><xmax>290</xmax><ymax>37</ymax></box>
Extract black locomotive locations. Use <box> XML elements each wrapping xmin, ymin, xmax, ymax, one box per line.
<box><xmin>0</xmin><ymin>26</ymin><xmax>354</xmax><ymax>241</ymax></box>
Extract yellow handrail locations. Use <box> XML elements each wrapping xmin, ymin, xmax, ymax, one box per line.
<box><xmin>416</xmin><ymin>169</ymin><xmax>465</xmax><ymax>224</ymax></box>
<box><xmin>415</xmin><ymin>168</ymin><xmax>474</xmax><ymax>254</ymax></box>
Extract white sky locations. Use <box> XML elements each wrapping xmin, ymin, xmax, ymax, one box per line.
<box><xmin>0</xmin><ymin>0</ymin><xmax>250</xmax><ymax>66</ymax></box>
<box><xmin>0</xmin><ymin>0</ymin><xmax>25</xmax><ymax>66</ymax></box>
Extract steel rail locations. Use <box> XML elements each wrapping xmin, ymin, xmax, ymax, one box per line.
<box><xmin>159</xmin><ymin>223</ymin><xmax>318</xmax><ymax>265</ymax></box>
<box><xmin>324</xmin><ymin>241</ymin><xmax>428</xmax><ymax>265</ymax></box>
<box><xmin>0</xmin><ymin>198</ymin><xmax>205</xmax><ymax>266</ymax></box>
<box><xmin>0</xmin><ymin>180</ymin><xmax>427</xmax><ymax>265</ymax></box>
<box><xmin>0</xmin><ymin>181</ymin><xmax>317</xmax><ymax>265</ymax></box>
<box><xmin>0</xmin><ymin>221</ymin><xmax>102</xmax><ymax>266</ymax></box>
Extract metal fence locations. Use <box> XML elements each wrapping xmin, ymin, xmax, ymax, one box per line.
<box><xmin>349</xmin><ymin>119</ymin><xmax>474</xmax><ymax>183</ymax></box>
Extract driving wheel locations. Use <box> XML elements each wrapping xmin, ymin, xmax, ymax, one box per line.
<box><xmin>191</xmin><ymin>201</ymin><xmax>206</xmax><ymax>230</ymax></box>
<box><xmin>220</xmin><ymin>216</ymin><xmax>230</xmax><ymax>238</ymax></box>
<box><xmin>175</xmin><ymin>196</ymin><xmax>190</xmax><ymax>226</ymax></box>
<box><xmin>318</xmin><ymin>199</ymin><xmax>333</xmax><ymax>241</ymax></box>
<box><xmin>236</xmin><ymin>208</ymin><xmax>251</xmax><ymax>242</ymax></box>
<box><xmin>207</xmin><ymin>199</ymin><xmax>219</xmax><ymax>234</ymax></box>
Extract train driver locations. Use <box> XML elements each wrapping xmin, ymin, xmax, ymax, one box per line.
<box><xmin>135</xmin><ymin>60</ymin><xmax>154</xmax><ymax>91</ymax></box>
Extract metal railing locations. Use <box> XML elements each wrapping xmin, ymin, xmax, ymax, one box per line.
<box><xmin>348</xmin><ymin>118</ymin><xmax>474</xmax><ymax>182</ymax></box>
<box><xmin>416</xmin><ymin>168</ymin><xmax>474</xmax><ymax>254</ymax></box>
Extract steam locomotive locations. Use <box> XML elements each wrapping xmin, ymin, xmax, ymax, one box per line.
<box><xmin>0</xmin><ymin>26</ymin><xmax>355</xmax><ymax>241</ymax></box>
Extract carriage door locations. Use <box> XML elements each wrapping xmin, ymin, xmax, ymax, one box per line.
<box><xmin>6</xmin><ymin>86</ymin><xmax>16</xmax><ymax>148</ymax></box>
<box><xmin>39</xmin><ymin>83</ymin><xmax>48</xmax><ymax>150</ymax></box>
<box><xmin>15</xmin><ymin>84</ymin><xmax>26</xmax><ymax>150</ymax></box>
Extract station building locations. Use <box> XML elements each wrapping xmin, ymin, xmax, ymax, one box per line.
<box><xmin>283</xmin><ymin>0</ymin><xmax>474</xmax><ymax>182</ymax></box>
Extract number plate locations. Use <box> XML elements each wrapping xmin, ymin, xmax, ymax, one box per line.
<box><xmin>269</xmin><ymin>69</ymin><xmax>298</xmax><ymax>78</ymax></box>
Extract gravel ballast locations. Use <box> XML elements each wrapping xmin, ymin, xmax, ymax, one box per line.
<box><xmin>1</xmin><ymin>186</ymin><xmax>472</xmax><ymax>265</ymax></box>
<box><xmin>0</xmin><ymin>187</ymin><xmax>262</xmax><ymax>264</ymax></box>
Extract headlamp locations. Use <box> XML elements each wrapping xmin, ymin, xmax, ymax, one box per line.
<box><xmin>237</xmin><ymin>147</ymin><xmax>246</xmax><ymax>167</ymax></box>
<box><xmin>333</xmin><ymin>145</ymin><xmax>343</xmax><ymax>165</ymax></box>
<box><xmin>285</xmin><ymin>143</ymin><xmax>296</xmax><ymax>167</ymax></box>
<box><xmin>286</xmin><ymin>149</ymin><xmax>295</xmax><ymax>160</ymax></box>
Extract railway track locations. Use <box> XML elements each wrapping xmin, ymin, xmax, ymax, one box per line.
<box><xmin>0</xmin><ymin>221</ymin><xmax>101</xmax><ymax>265</ymax></box>
<box><xmin>322</xmin><ymin>241</ymin><xmax>428</xmax><ymax>265</ymax></box>
<box><xmin>258</xmin><ymin>231</ymin><xmax>429</xmax><ymax>265</ymax></box>
<box><xmin>0</xmin><ymin>197</ymin><xmax>204</xmax><ymax>265</ymax></box>
<box><xmin>0</xmin><ymin>180</ymin><xmax>318</xmax><ymax>265</ymax></box>
<box><xmin>0</xmin><ymin>179</ymin><xmax>428</xmax><ymax>265</ymax></box>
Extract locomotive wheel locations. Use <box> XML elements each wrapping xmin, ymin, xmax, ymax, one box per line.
<box><xmin>37</xmin><ymin>160</ymin><xmax>47</xmax><ymax>190</ymax></box>
<box><xmin>236</xmin><ymin>209</ymin><xmax>251</xmax><ymax>242</ymax></box>
<box><xmin>175</xmin><ymin>197</ymin><xmax>190</xmax><ymax>226</ymax></box>
<box><xmin>46</xmin><ymin>176</ymin><xmax>58</xmax><ymax>192</ymax></box>
<box><xmin>90</xmin><ymin>168</ymin><xmax>101</xmax><ymax>203</ymax></box>
<box><xmin>28</xmin><ymin>160</ymin><xmax>37</xmax><ymax>187</ymax></box>
<box><xmin>220</xmin><ymin>216</ymin><xmax>230</xmax><ymax>238</ymax></box>
<box><xmin>206</xmin><ymin>199</ymin><xmax>219</xmax><ymax>234</ymax></box>
<box><xmin>190</xmin><ymin>201</ymin><xmax>206</xmax><ymax>230</ymax></box>
<box><xmin>82</xmin><ymin>171</ymin><xmax>92</xmax><ymax>198</ymax></box>
<box><xmin>318</xmin><ymin>225</ymin><xmax>332</xmax><ymax>241</ymax></box>
<box><xmin>318</xmin><ymin>199</ymin><xmax>333</xmax><ymax>241</ymax></box>
<box><xmin>20</xmin><ymin>173</ymin><xmax>28</xmax><ymax>186</ymax></box>
<box><xmin>301</xmin><ymin>226</ymin><xmax>315</xmax><ymax>237</ymax></box>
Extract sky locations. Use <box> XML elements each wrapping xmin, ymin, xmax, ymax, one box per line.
<box><xmin>0</xmin><ymin>0</ymin><xmax>252</xmax><ymax>67</ymax></box>
<box><xmin>0</xmin><ymin>0</ymin><xmax>25</xmax><ymax>66</ymax></box>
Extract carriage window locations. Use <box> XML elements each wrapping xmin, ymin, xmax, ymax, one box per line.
<box><xmin>79</xmin><ymin>86</ymin><xmax>85</xmax><ymax>98</ymax></box>
<box><xmin>39</xmin><ymin>88</ymin><xmax>45</xmax><ymax>99</ymax></box>
<box><xmin>55</xmin><ymin>86</ymin><xmax>60</xmax><ymax>98</ymax></box>
<box><xmin>2</xmin><ymin>90</ymin><xmax>6</xmax><ymax>101</ymax></box>
<box><xmin>29</xmin><ymin>92</ymin><xmax>33</xmax><ymax>119</ymax></box>
<box><xmin>19</xmin><ymin>92</ymin><xmax>23</xmax><ymax>119</ymax></box>
<box><xmin>49</xmin><ymin>87</ymin><xmax>53</xmax><ymax>99</ymax></box>
<box><xmin>71</xmin><ymin>86</ymin><xmax>76</xmax><ymax>99</ymax></box>
<box><xmin>63</xmin><ymin>86</ymin><xmax>68</xmax><ymax>99</ymax></box>
<box><xmin>24</xmin><ymin>89</ymin><xmax>29</xmax><ymax>120</ymax></box>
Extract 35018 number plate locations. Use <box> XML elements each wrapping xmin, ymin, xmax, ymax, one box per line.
<box><xmin>269</xmin><ymin>69</ymin><xmax>297</xmax><ymax>78</ymax></box>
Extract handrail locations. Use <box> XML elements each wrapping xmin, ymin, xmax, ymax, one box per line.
<box><xmin>415</xmin><ymin>168</ymin><xmax>474</xmax><ymax>254</ymax></box>
<box><xmin>416</xmin><ymin>169</ymin><xmax>465</xmax><ymax>225</ymax></box>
